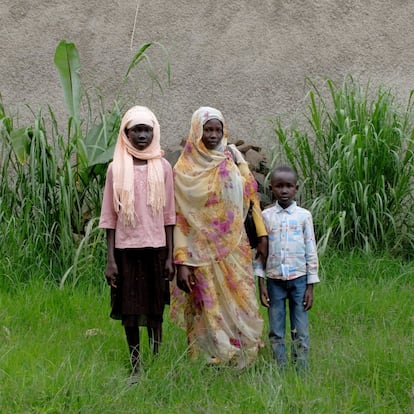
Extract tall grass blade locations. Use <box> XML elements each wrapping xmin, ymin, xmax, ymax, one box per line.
<box><xmin>9</xmin><ymin>127</ymin><xmax>31</xmax><ymax>164</ymax></box>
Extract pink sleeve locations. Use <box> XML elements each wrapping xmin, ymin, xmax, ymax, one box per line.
<box><xmin>99</xmin><ymin>163</ymin><xmax>118</xmax><ymax>229</ymax></box>
<box><xmin>163</xmin><ymin>159</ymin><xmax>176</xmax><ymax>226</ymax></box>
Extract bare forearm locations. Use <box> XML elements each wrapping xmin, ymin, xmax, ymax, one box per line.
<box><xmin>165</xmin><ymin>225</ymin><xmax>174</xmax><ymax>260</ymax></box>
<box><xmin>105</xmin><ymin>228</ymin><xmax>118</xmax><ymax>287</ymax></box>
<box><xmin>106</xmin><ymin>229</ymin><xmax>116</xmax><ymax>262</ymax></box>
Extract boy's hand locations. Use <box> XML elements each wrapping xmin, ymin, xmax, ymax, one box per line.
<box><xmin>258</xmin><ymin>277</ymin><xmax>270</xmax><ymax>308</ymax></box>
<box><xmin>303</xmin><ymin>284</ymin><xmax>314</xmax><ymax>311</ymax></box>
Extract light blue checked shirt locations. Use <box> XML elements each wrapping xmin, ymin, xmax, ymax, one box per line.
<box><xmin>254</xmin><ymin>201</ymin><xmax>319</xmax><ymax>284</ymax></box>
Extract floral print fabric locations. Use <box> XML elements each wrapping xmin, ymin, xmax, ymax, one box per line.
<box><xmin>170</xmin><ymin>107</ymin><xmax>263</xmax><ymax>367</ymax></box>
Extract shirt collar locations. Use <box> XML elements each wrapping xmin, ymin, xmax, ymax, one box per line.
<box><xmin>275</xmin><ymin>201</ymin><xmax>297</xmax><ymax>214</ymax></box>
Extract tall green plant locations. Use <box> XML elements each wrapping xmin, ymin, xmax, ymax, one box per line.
<box><xmin>53</xmin><ymin>40</ymin><xmax>170</xmax><ymax>227</ymax></box>
<box><xmin>0</xmin><ymin>109</ymin><xmax>74</xmax><ymax>279</ymax></box>
<box><xmin>0</xmin><ymin>40</ymin><xmax>170</xmax><ymax>284</ymax></box>
<box><xmin>54</xmin><ymin>40</ymin><xmax>81</xmax><ymax>123</ymax></box>
<box><xmin>272</xmin><ymin>77</ymin><xmax>414</xmax><ymax>256</ymax></box>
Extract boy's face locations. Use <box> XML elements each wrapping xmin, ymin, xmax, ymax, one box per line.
<box><xmin>125</xmin><ymin>124</ymin><xmax>153</xmax><ymax>151</ymax></box>
<box><xmin>270</xmin><ymin>171</ymin><xmax>298</xmax><ymax>209</ymax></box>
<box><xmin>201</xmin><ymin>119</ymin><xmax>223</xmax><ymax>150</ymax></box>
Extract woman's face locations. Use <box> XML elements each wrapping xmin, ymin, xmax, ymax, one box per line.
<box><xmin>125</xmin><ymin>124</ymin><xmax>154</xmax><ymax>151</ymax></box>
<box><xmin>201</xmin><ymin>119</ymin><xmax>223</xmax><ymax>150</ymax></box>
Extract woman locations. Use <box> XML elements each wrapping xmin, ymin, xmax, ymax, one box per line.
<box><xmin>170</xmin><ymin>106</ymin><xmax>267</xmax><ymax>368</ymax></box>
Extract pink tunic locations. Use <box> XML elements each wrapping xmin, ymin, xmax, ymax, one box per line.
<box><xmin>99</xmin><ymin>158</ymin><xmax>176</xmax><ymax>248</ymax></box>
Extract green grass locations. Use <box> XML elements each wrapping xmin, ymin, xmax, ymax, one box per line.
<box><xmin>1</xmin><ymin>254</ymin><xmax>414</xmax><ymax>413</ymax></box>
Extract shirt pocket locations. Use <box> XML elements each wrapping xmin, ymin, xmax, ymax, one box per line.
<box><xmin>287</xmin><ymin>223</ymin><xmax>303</xmax><ymax>242</ymax></box>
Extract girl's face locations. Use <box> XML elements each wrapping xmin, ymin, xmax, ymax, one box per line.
<box><xmin>201</xmin><ymin>119</ymin><xmax>223</xmax><ymax>150</ymax></box>
<box><xmin>125</xmin><ymin>124</ymin><xmax>153</xmax><ymax>151</ymax></box>
<box><xmin>270</xmin><ymin>171</ymin><xmax>298</xmax><ymax>209</ymax></box>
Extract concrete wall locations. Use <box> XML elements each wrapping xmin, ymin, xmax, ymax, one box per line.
<box><xmin>1</xmin><ymin>0</ymin><xmax>413</xmax><ymax>149</ymax></box>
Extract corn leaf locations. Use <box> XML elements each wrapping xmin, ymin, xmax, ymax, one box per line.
<box><xmin>54</xmin><ymin>40</ymin><xmax>81</xmax><ymax>122</ymax></box>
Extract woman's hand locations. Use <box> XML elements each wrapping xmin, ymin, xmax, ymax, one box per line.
<box><xmin>176</xmin><ymin>265</ymin><xmax>196</xmax><ymax>293</ymax></box>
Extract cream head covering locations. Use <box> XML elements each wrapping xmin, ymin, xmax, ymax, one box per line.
<box><xmin>173</xmin><ymin>106</ymin><xmax>246</xmax><ymax>264</ymax></box>
<box><xmin>185</xmin><ymin>106</ymin><xmax>228</xmax><ymax>169</ymax></box>
<box><xmin>112</xmin><ymin>106</ymin><xmax>165</xmax><ymax>226</ymax></box>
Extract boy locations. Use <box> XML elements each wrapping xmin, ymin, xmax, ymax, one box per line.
<box><xmin>255</xmin><ymin>166</ymin><xmax>319</xmax><ymax>370</ymax></box>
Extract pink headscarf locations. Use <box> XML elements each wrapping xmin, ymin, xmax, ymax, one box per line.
<box><xmin>112</xmin><ymin>106</ymin><xmax>165</xmax><ymax>226</ymax></box>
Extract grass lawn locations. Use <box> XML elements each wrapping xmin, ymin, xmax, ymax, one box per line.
<box><xmin>1</xmin><ymin>254</ymin><xmax>414</xmax><ymax>413</ymax></box>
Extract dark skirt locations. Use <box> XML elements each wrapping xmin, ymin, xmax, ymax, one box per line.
<box><xmin>110</xmin><ymin>247</ymin><xmax>170</xmax><ymax>328</ymax></box>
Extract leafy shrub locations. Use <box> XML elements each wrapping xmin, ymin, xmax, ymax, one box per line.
<box><xmin>0</xmin><ymin>40</ymin><xmax>169</xmax><ymax>285</ymax></box>
<box><xmin>271</xmin><ymin>76</ymin><xmax>414</xmax><ymax>257</ymax></box>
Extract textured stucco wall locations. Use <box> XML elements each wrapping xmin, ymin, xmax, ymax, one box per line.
<box><xmin>1</xmin><ymin>0</ymin><xmax>414</xmax><ymax>149</ymax></box>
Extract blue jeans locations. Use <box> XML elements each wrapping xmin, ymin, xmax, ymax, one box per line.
<box><xmin>267</xmin><ymin>276</ymin><xmax>309</xmax><ymax>370</ymax></box>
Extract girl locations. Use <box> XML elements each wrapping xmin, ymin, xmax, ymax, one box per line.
<box><xmin>99</xmin><ymin>106</ymin><xmax>175</xmax><ymax>381</ymax></box>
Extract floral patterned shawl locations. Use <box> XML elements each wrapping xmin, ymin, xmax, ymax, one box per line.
<box><xmin>173</xmin><ymin>106</ymin><xmax>255</xmax><ymax>266</ymax></box>
<box><xmin>171</xmin><ymin>107</ymin><xmax>264</xmax><ymax>366</ymax></box>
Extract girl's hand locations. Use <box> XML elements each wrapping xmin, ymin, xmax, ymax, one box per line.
<box><xmin>303</xmin><ymin>284</ymin><xmax>314</xmax><ymax>311</ymax></box>
<box><xmin>258</xmin><ymin>277</ymin><xmax>270</xmax><ymax>308</ymax></box>
<box><xmin>164</xmin><ymin>257</ymin><xmax>175</xmax><ymax>281</ymax></box>
<box><xmin>105</xmin><ymin>261</ymin><xmax>118</xmax><ymax>288</ymax></box>
<box><xmin>176</xmin><ymin>265</ymin><xmax>196</xmax><ymax>293</ymax></box>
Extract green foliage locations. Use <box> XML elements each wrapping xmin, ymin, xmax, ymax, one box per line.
<box><xmin>1</xmin><ymin>254</ymin><xmax>414</xmax><ymax>413</ymax></box>
<box><xmin>0</xmin><ymin>40</ymin><xmax>169</xmax><ymax>285</ymax></box>
<box><xmin>54</xmin><ymin>40</ymin><xmax>82</xmax><ymax>123</ymax></box>
<box><xmin>271</xmin><ymin>77</ymin><xmax>414</xmax><ymax>256</ymax></box>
